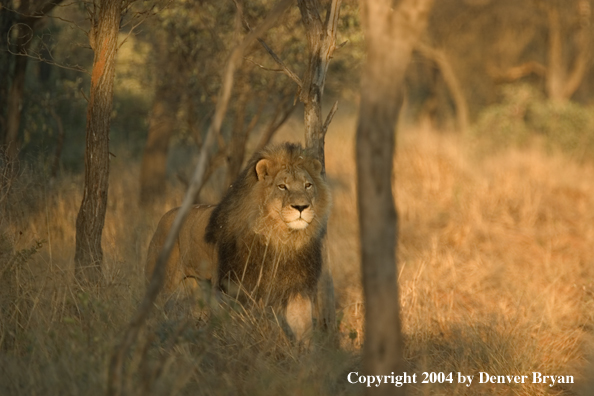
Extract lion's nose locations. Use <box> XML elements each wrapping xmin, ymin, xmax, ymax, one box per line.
<box><xmin>291</xmin><ymin>204</ymin><xmax>309</xmax><ymax>213</ymax></box>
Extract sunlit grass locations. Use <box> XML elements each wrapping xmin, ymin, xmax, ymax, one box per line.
<box><xmin>1</xmin><ymin>111</ymin><xmax>593</xmax><ymax>395</ymax></box>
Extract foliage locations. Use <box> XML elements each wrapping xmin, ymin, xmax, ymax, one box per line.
<box><xmin>473</xmin><ymin>84</ymin><xmax>594</xmax><ymax>161</ymax></box>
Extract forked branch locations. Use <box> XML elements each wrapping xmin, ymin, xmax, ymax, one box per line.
<box><xmin>322</xmin><ymin>100</ymin><xmax>338</xmax><ymax>138</ymax></box>
<box><xmin>233</xmin><ymin>0</ymin><xmax>303</xmax><ymax>88</ymax></box>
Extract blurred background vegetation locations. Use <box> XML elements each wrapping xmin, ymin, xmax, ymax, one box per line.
<box><xmin>2</xmin><ymin>0</ymin><xmax>594</xmax><ymax>395</ymax></box>
<box><xmin>3</xmin><ymin>0</ymin><xmax>594</xmax><ymax>179</ymax></box>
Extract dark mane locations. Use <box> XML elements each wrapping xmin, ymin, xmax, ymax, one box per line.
<box><xmin>204</xmin><ymin>142</ymin><xmax>330</xmax><ymax>307</ymax></box>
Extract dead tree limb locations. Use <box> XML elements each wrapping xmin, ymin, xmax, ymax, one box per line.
<box><xmin>254</xmin><ymin>94</ymin><xmax>296</xmax><ymax>152</ymax></box>
<box><xmin>106</xmin><ymin>2</ymin><xmax>293</xmax><ymax>395</ymax></box>
<box><xmin>233</xmin><ymin>0</ymin><xmax>303</xmax><ymax>89</ymax></box>
<box><xmin>417</xmin><ymin>42</ymin><xmax>469</xmax><ymax>133</ymax></box>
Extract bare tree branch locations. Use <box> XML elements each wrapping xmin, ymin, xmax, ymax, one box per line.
<box><xmin>417</xmin><ymin>41</ymin><xmax>469</xmax><ymax>133</ymax></box>
<box><xmin>106</xmin><ymin>1</ymin><xmax>293</xmax><ymax>394</ymax></box>
<box><xmin>486</xmin><ymin>61</ymin><xmax>547</xmax><ymax>83</ymax></box>
<box><xmin>233</xmin><ymin>0</ymin><xmax>303</xmax><ymax>88</ymax></box>
<box><xmin>255</xmin><ymin>38</ymin><xmax>303</xmax><ymax>87</ymax></box>
<box><xmin>245</xmin><ymin>57</ymin><xmax>283</xmax><ymax>72</ymax></box>
<box><xmin>255</xmin><ymin>95</ymin><xmax>296</xmax><ymax>152</ymax></box>
<box><xmin>322</xmin><ymin>100</ymin><xmax>338</xmax><ymax>138</ymax></box>
<box><xmin>563</xmin><ymin>0</ymin><xmax>591</xmax><ymax>99</ymax></box>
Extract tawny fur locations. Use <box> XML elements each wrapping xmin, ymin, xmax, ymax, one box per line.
<box><xmin>145</xmin><ymin>142</ymin><xmax>331</xmax><ymax>340</ymax></box>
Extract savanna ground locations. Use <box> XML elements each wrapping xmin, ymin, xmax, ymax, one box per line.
<box><xmin>2</xmin><ymin>107</ymin><xmax>594</xmax><ymax>395</ymax></box>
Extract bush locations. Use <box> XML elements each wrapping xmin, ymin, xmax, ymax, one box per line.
<box><xmin>473</xmin><ymin>84</ymin><xmax>594</xmax><ymax>161</ymax></box>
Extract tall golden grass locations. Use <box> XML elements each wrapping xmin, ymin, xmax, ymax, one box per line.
<box><xmin>1</xmin><ymin>111</ymin><xmax>593</xmax><ymax>395</ymax></box>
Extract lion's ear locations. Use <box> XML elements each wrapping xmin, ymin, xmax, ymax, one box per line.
<box><xmin>312</xmin><ymin>159</ymin><xmax>322</xmax><ymax>175</ymax></box>
<box><xmin>255</xmin><ymin>159</ymin><xmax>272</xmax><ymax>181</ymax></box>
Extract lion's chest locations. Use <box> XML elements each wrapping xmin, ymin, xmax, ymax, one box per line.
<box><xmin>217</xmin><ymin>235</ymin><xmax>322</xmax><ymax>304</ymax></box>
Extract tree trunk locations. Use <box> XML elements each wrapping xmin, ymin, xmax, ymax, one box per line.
<box><xmin>297</xmin><ymin>0</ymin><xmax>341</xmax><ymax>174</ymax></box>
<box><xmin>74</xmin><ymin>0</ymin><xmax>122</xmax><ymax>284</ymax></box>
<box><xmin>545</xmin><ymin>1</ymin><xmax>591</xmax><ymax>101</ymax></box>
<box><xmin>356</xmin><ymin>1</ymin><xmax>432</xmax><ymax>395</ymax></box>
<box><xmin>4</xmin><ymin>24</ymin><xmax>32</xmax><ymax>160</ymax></box>
<box><xmin>50</xmin><ymin>107</ymin><xmax>65</xmax><ymax>178</ymax></box>
<box><xmin>0</xmin><ymin>1</ymin><xmax>15</xmax><ymax>142</ymax></box>
<box><xmin>296</xmin><ymin>0</ymin><xmax>342</xmax><ymax>335</ymax></box>
<box><xmin>417</xmin><ymin>43</ymin><xmax>469</xmax><ymax>133</ymax></box>
<box><xmin>225</xmin><ymin>84</ymin><xmax>249</xmax><ymax>187</ymax></box>
<box><xmin>139</xmin><ymin>28</ymin><xmax>184</xmax><ymax>206</ymax></box>
<box><xmin>2</xmin><ymin>0</ymin><xmax>64</xmax><ymax>159</ymax></box>
<box><xmin>546</xmin><ymin>6</ymin><xmax>565</xmax><ymax>101</ymax></box>
<box><xmin>560</xmin><ymin>0</ymin><xmax>591</xmax><ymax>100</ymax></box>
<box><xmin>139</xmin><ymin>85</ymin><xmax>179</xmax><ymax>206</ymax></box>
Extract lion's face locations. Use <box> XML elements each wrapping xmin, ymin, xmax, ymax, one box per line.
<box><xmin>255</xmin><ymin>157</ymin><xmax>327</xmax><ymax>235</ymax></box>
<box><xmin>271</xmin><ymin>168</ymin><xmax>317</xmax><ymax>230</ymax></box>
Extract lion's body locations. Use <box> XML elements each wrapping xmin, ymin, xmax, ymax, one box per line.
<box><xmin>145</xmin><ymin>205</ymin><xmax>216</xmax><ymax>293</ymax></box>
<box><xmin>145</xmin><ymin>143</ymin><xmax>331</xmax><ymax>341</ymax></box>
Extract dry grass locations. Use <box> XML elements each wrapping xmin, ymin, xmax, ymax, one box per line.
<box><xmin>1</xmin><ymin>111</ymin><xmax>594</xmax><ymax>395</ymax></box>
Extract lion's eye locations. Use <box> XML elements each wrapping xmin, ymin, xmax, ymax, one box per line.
<box><xmin>278</xmin><ymin>184</ymin><xmax>287</xmax><ymax>190</ymax></box>
<box><xmin>305</xmin><ymin>183</ymin><xmax>313</xmax><ymax>189</ymax></box>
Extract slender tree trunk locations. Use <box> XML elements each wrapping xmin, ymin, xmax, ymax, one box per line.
<box><xmin>225</xmin><ymin>88</ymin><xmax>248</xmax><ymax>187</ymax></box>
<box><xmin>295</xmin><ymin>0</ymin><xmax>342</xmax><ymax>336</ymax></box>
<box><xmin>356</xmin><ymin>1</ymin><xmax>432</xmax><ymax>395</ymax></box>
<box><xmin>297</xmin><ymin>0</ymin><xmax>341</xmax><ymax>174</ymax></box>
<box><xmin>74</xmin><ymin>0</ymin><xmax>122</xmax><ymax>284</ymax></box>
<box><xmin>2</xmin><ymin>0</ymin><xmax>64</xmax><ymax>158</ymax></box>
<box><xmin>254</xmin><ymin>96</ymin><xmax>295</xmax><ymax>152</ymax></box>
<box><xmin>4</xmin><ymin>26</ymin><xmax>32</xmax><ymax>160</ymax></box>
<box><xmin>561</xmin><ymin>0</ymin><xmax>591</xmax><ymax>99</ymax></box>
<box><xmin>544</xmin><ymin>1</ymin><xmax>591</xmax><ymax>102</ymax></box>
<box><xmin>0</xmin><ymin>1</ymin><xmax>15</xmax><ymax>141</ymax></box>
<box><xmin>139</xmin><ymin>85</ymin><xmax>179</xmax><ymax>206</ymax></box>
<box><xmin>417</xmin><ymin>43</ymin><xmax>469</xmax><ymax>133</ymax></box>
<box><xmin>139</xmin><ymin>28</ymin><xmax>184</xmax><ymax>206</ymax></box>
<box><xmin>50</xmin><ymin>107</ymin><xmax>65</xmax><ymax>178</ymax></box>
<box><xmin>546</xmin><ymin>6</ymin><xmax>565</xmax><ymax>101</ymax></box>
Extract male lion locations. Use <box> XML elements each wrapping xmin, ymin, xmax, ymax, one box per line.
<box><xmin>145</xmin><ymin>142</ymin><xmax>331</xmax><ymax>341</ymax></box>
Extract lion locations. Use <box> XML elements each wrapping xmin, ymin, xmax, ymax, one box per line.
<box><xmin>145</xmin><ymin>142</ymin><xmax>332</xmax><ymax>341</ymax></box>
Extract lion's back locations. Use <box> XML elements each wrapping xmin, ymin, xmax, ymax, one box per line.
<box><xmin>145</xmin><ymin>205</ymin><xmax>217</xmax><ymax>292</ymax></box>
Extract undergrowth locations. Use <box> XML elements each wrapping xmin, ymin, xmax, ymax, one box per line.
<box><xmin>1</xmin><ymin>113</ymin><xmax>593</xmax><ymax>395</ymax></box>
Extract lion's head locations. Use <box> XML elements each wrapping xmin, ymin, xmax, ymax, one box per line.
<box><xmin>206</xmin><ymin>143</ymin><xmax>331</xmax><ymax>250</ymax></box>
<box><xmin>250</xmin><ymin>145</ymin><xmax>331</xmax><ymax>242</ymax></box>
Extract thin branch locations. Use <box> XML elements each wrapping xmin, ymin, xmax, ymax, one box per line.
<box><xmin>244</xmin><ymin>78</ymin><xmax>274</xmax><ymax>135</ymax></box>
<box><xmin>324</xmin><ymin>0</ymin><xmax>341</xmax><ymax>41</ymax></box>
<box><xmin>6</xmin><ymin>50</ymin><xmax>87</xmax><ymax>73</ymax></box>
<box><xmin>106</xmin><ymin>2</ymin><xmax>293</xmax><ymax>395</ymax></box>
<box><xmin>118</xmin><ymin>2</ymin><xmax>162</xmax><ymax>50</ymax></box>
<box><xmin>256</xmin><ymin>38</ymin><xmax>303</xmax><ymax>87</ymax></box>
<box><xmin>79</xmin><ymin>88</ymin><xmax>89</xmax><ymax>103</ymax></box>
<box><xmin>255</xmin><ymin>96</ymin><xmax>296</xmax><ymax>151</ymax></box>
<box><xmin>417</xmin><ymin>41</ymin><xmax>469</xmax><ymax>132</ymax></box>
<box><xmin>245</xmin><ymin>57</ymin><xmax>283</xmax><ymax>72</ymax></box>
<box><xmin>322</xmin><ymin>100</ymin><xmax>338</xmax><ymax>138</ymax></box>
<box><xmin>6</xmin><ymin>35</ymin><xmax>88</xmax><ymax>73</ymax></box>
<box><xmin>233</xmin><ymin>0</ymin><xmax>303</xmax><ymax>88</ymax></box>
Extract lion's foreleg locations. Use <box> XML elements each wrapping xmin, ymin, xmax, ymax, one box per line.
<box><xmin>285</xmin><ymin>293</ymin><xmax>313</xmax><ymax>343</ymax></box>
